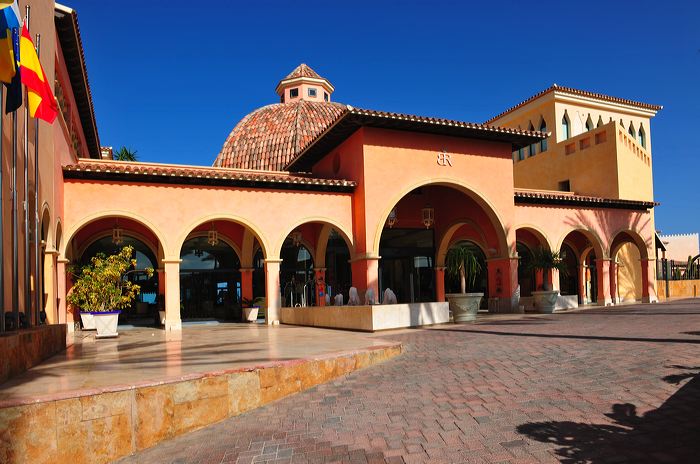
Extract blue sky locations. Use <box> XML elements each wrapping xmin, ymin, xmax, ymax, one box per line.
<box><xmin>69</xmin><ymin>0</ymin><xmax>699</xmax><ymax>235</ymax></box>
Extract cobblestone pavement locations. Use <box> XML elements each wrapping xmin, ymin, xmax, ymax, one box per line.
<box><xmin>119</xmin><ymin>299</ymin><xmax>700</xmax><ymax>463</ymax></box>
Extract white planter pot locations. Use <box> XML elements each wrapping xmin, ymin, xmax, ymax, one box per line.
<box><xmin>446</xmin><ymin>293</ymin><xmax>484</xmax><ymax>323</ymax></box>
<box><xmin>532</xmin><ymin>290</ymin><xmax>560</xmax><ymax>313</ymax></box>
<box><xmin>79</xmin><ymin>312</ymin><xmax>96</xmax><ymax>330</ymax></box>
<box><xmin>159</xmin><ymin>310</ymin><xmax>166</xmax><ymax>326</ymax></box>
<box><xmin>243</xmin><ymin>306</ymin><xmax>260</xmax><ymax>322</ymax></box>
<box><xmin>92</xmin><ymin>311</ymin><xmax>121</xmax><ymax>338</ymax></box>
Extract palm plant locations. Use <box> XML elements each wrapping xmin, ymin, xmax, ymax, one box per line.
<box><xmin>445</xmin><ymin>244</ymin><xmax>482</xmax><ymax>294</ymax></box>
<box><xmin>114</xmin><ymin>146</ymin><xmax>138</xmax><ymax>161</ymax></box>
<box><xmin>526</xmin><ymin>246</ymin><xmax>568</xmax><ymax>291</ymax></box>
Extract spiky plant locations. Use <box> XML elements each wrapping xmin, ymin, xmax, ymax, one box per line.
<box><xmin>445</xmin><ymin>244</ymin><xmax>482</xmax><ymax>294</ymax></box>
<box><xmin>114</xmin><ymin>146</ymin><xmax>138</xmax><ymax>161</ymax></box>
<box><xmin>526</xmin><ymin>246</ymin><xmax>568</xmax><ymax>291</ymax></box>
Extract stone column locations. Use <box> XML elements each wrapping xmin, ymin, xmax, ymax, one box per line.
<box><xmin>314</xmin><ymin>268</ymin><xmax>326</xmax><ymax>306</ymax></box>
<box><xmin>486</xmin><ymin>257</ymin><xmax>520</xmax><ymax>313</ymax></box>
<box><xmin>350</xmin><ymin>255</ymin><xmax>380</xmax><ymax>301</ymax></box>
<box><xmin>163</xmin><ymin>259</ymin><xmax>182</xmax><ymax>331</ymax></box>
<box><xmin>609</xmin><ymin>261</ymin><xmax>619</xmax><ymax>304</ymax></box>
<box><xmin>579</xmin><ymin>264</ymin><xmax>587</xmax><ymax>304</ymax></box>
<box><xmin>596</xmin><ymin>258</ymin><xmax>613</xmax><ymax>306</ymax></box>
<box><xmin>641</xmin><ymin>258</ymin><xmax>658</xmax><ymax>303</ymax></box>
<box><xmin>239</xmin><ymin>268</ymin><xmax>254</xmax><ymax>302</ymax></box>
<box><xmin>56</xmin><ymin>258</ymin><xmax>70</xmax><ymax>331</ymax></box>
<box><xmin>435</xmin><ymin>267</ymin><xmax>446</xmax><ymax>302</ymax></box>
<box><xmin>43</xmin><ymin>248</ymin><xmax>59</xmax><ymax>324</ymax></box>
<box><xmin>264</xmin><ymin>259</ymin><xmax>282</xmax><ymax>324</ymax></box>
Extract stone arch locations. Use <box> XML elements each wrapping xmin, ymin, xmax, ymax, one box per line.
<box><xmin>55</xmin><ymin>220</ymin><xmax>63</xmax><ymax>253</ymax></box>
<box><xmin>514</xmin><ymin>225</ymin><xmax>553</xmax><ymax>252</ymax></box>
<box><xmin>40</xmin><ymin>203</ymin><xmax>52</xmax><ymax>248</ymax></box>
<box><xmin>609</xmin><ymin>229</ymin><xmax>650</xmax><ymax>261</ymax></box>
<box><xmin>75</xmin><ymin>230</ymin><xmax>160</xmax><ymax>264</ymax></box>
<box><xmin>372</xmin><ymin>178</ymin><xmax>509</xmax><ymax>259</ymax></box>
<box><xmin>182</xmin><ymin>231</ymin><xmax>243</xmax><ymax>263</ymax></box>
<box><xmin>275</xmin><ymin>216</ymin><xmax>354</xmax><ymax>262</ymax></box>
<box><xmin>175</xmin><ymin>214</ymin><xmax>270</xmax><ymax>261</ymax></box>
<box><xmin>62</xmin><ymin>211</ymin><xmax>167</xmax><ymax>259</ymax></box>
<box><xmin>556</xmin><ymin>228</ymin><xmax>606</xmax><ymax>260</ymax></box>
<box><xmin>436</xmin><ymin>218</ymin><xmax>491</xmax><ymax>267</ymax></box>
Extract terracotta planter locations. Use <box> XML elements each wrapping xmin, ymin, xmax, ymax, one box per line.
<box><xmin>91</xmin><ymin>311</ymin><xmax>121</xmax><ymax>338</ymax></box>
<box><xmin>243</xmin><ymin>306</ymin><xmax>260</xmax><ymax>322</ymax></box>
<box><xmin>532</xmin><ymin>290</ymin><xmax>559</xmax><ymax>313</ymax></box>
<box><xmin>446</xmin><ymin>293</ymin><xmax>484</xmax><ymax>323</ymax></box>
<box><xmin>79</xmin><ymin>312</ymin><xmax>96</xmax><ymax>330</ymax></box>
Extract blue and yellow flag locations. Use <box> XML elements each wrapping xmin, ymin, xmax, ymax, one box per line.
<box><xmin>0</xmin><ymin>0</ymin><xmax>20</xmax><ymax>84</ymax></box>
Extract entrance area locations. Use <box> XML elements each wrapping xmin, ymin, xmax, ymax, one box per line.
<box><xmin>380</xmin><ymin>229</ymin><xmax>435</xmax><ymax>303</ymax></box>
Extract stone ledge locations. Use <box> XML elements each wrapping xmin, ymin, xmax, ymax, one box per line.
<box><xmin>0</xmin><ymin>342</ymin><xmax>401</xmax><ymax>464</ymax></box>
<box><xmin>0</xmin><ymin>324</ymin><xmax>67</xmax><ymax>384</ymax></box>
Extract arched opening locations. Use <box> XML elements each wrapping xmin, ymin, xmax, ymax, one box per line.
<box><xmin>515</xmin><ymin>227</ymin><xmax>550</xmax><ymax>296</ymax></box>
<box><xmin>280</xmin><ymin>238</ymin><xmax>314</xmax><ymax>307</ymax></box>
<box><xmin>560</xmin><ymin>230</ymin><xmax>604</xmax><ymax>304</ymax></box>
<box><xmin>379</xmin><ymin>184</ymin><xmax>506</xmax><ymax>304</ymax></box>
<box><xmin>528</xmin><ymin>122</ymin><xmax>537</xmax><ymax>156</ymax></box>
<box><xmin>597</xmin><ymin>115</ymin><xmax>604</xmax><ymax>128</ymax></box>
<box><xmin>64</xmin><ymin>216</ymin><xmax>164</xmax><ymax>326</ymax></box>
<box><xmin>39</xmin><ymin>209</ymin><xmax>51</xmax><ymax>322</ymax></box>
<box><xmin>638</xmin><ymin>124</ymin><xmax>646</xmax><ymax>148</ymax></box>
<box><xmin>562</xmin><ymin>111</ymin><xmax>571</xmax><ymax>140</ymax></box>
<box><xmin>539</xmin><ymin>118</ymin><xmax>548</xmax><ymax>152</ymax></box>
<box><xmin>180</xmin><ymin>236</ymin><xmax>241</xmax><ymax>320</ymax></box>
<box><xmin>559</xmin><ymin>243</ymin><xmax>579</xmax><ymax>297</ymax></box>
<box><xmin>585</xmin><ymin>115</ymin><xmax>594</xmax><ymax>132</ymax></box>
<box><xmin>628</xmin><ymin>122</ymin><xmax>636</xmax><ymax>138</ymax></box>
<box><xmin>80</xmin><ymin>235</ymin><xmax>159</xmax><ymax>322</ymax></box>
<box><xmin>278</xmin><ymin>222</ymin><xmax>353</xmax><ymax>307</ymax></box>
<box><xmin>610</xmin><ymin>230</ymin><xmax>648</xmax><ymax>303</ymax></box>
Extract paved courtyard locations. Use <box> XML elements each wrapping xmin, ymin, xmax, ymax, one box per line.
<box><xmin>119</xmin><ymin>299</ymin><xmax>700</xmax><ymax>464</ymax></box>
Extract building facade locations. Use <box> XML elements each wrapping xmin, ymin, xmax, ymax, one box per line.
<box><xmin>0</xmin><ymin>2</ymin><xmax>663</xmax><ymax>336</ymax></box>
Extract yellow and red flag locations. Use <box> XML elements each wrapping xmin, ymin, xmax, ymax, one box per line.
<box><xmin>20</xmin><ymin>23</ymin><xmax>57</xmax><ymax>123</ymax></box>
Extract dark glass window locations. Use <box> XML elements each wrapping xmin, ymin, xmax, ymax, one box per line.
<box><xmin>308</xmin><ymin>88</ymin><xmax>317</xmax><ymax>97</ymax></box>
<box><xmin>289</xmin><ymin>88</ymin><xmax>299</xmax><ymax>98</ymax></box>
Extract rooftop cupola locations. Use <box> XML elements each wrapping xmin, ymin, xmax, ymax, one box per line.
<box><xmin>276</xmin><ymin>63</ymin><xmax>335</xmax><ymax>103</ymax></box>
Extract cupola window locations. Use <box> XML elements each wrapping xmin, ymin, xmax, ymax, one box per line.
<box><xmin>638</xmin><ymin>124</ymin><xmax>646</xmax><ymax>148</ymax></box>
<box><xmin>324</xmin><ymin>92</ymin><xmax>329</xmax><ymax>101</ymax></box>
<box><xmin>290</xmin><ymin>88</ymin><xmax>299</xmax><ymax>98</ymax></box>
<box><xmin>539</xmin><ymin>119</ymin><xmax>548</xmax><ymax>152</ymax></box>
<box><xmin>308</xmin><ymin>88</ymin><xmax>317</xmax><ymax>97</ymax></box>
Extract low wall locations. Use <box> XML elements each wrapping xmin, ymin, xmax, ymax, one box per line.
<box><xmin>281</xmin><ymin>302</ymin><xmax>450</xmax><ymax>331</ymax></box>
<box><xmin>658</xmin><ymin>280</ymin><xmax>700</xmax><ymax>300</ymax></box>
<box><xmin>0</xmin><ymin>324</ymin><xmax>67</xmax><ymax>384</ymax></box>
<box><xmin>517</xmin><ymin>295</ymin><xmax>579</xmax><ymax>312</ymax></box>
<box><xmin>0</xmin><ymin>342</ymin><xmax>401</xmax><ymax>464</ymax></box>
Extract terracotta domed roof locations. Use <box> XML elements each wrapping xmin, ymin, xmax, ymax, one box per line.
<box><xmin>214</xmin><ymin>99</ymin><xmax>348</xmax><ymax>171</ymax></box>
<box><xmin>284</xmin><ymin>63</ymin><xmax>323</xmax><ymax>80</ymax></box>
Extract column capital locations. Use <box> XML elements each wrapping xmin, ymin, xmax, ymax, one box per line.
<box><xmin>313</xmin><ymin>267</ymin><xmax>327</xmax><ymax>272</ymax></box>
<box><xmin>239</xmin><ymin>267</ymin><xmax>255</xmax><ymax>273</ymax></box>
<box><xmin>434</xmin><ymin>266</ymin><xmax>446</xmax><ymax>271</ymax></box>
<box><xmin>639</xmin><ymin>258</ymin><xmax>657</xmax><ymax>263</ymax></box>
<box><xmin>162</xmin><ymin>258</ymin><xmax>182</xmax><ymax>264</ymax></box>
<box><xmin>57</xmin><ymin>258</ymin><xmax>70</xmax><ymax>264</ymax></box>
<box><xmin>44</xmin><ymin>247</ymin><xmax>59</xmax><ymax>256</ymax></box>
<box><xmin>263</xmin><ymin>259</ymin><xmax>283</xmax><ymax>264</ymax></box>
<box><xmin>349</xmin><ymin>253</ymin><xmax>381</xmax><ymax>263</ymax></box>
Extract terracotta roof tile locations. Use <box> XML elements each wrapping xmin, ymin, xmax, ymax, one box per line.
<box><xmin>64</xmin><ymin>159</ymin><xmax>356</xmax><ymax>190</ymax></box>
<box><xmin>284</xmin><ymin>63</ymin><xmax>323</xmax><ymax>80</ymax></box>
<box><xmin>486</xmin><ymin>84</ymin><xmax>663</xmax><ymax>124</ymax></box>
<box><xmin>214</xmin><ymin>100</ymin><xmax>348</xmax><ymax>171</ymax></box>
<box><xmin>514</xmin><ymin>188</ymin><xmax>658</xmax><ymax>209</ymax></box>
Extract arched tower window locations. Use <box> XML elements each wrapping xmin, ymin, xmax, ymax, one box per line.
<box><xmin>638</xmin><ymin>124</ymin><xmax>646</xmax><ymax>148</ymax></box>
<box><xmin>628</xmin><ymin>122</ymin><xmax>636</xmax><ymax>138</ymax></box>
<box><xmin>597</xmin><ymin>115</ymin><xmax>604</xmax><ymax>127</ymax></box>
<box><xmin>539</xmin><ymin>118</ymin><xmax>548</xmax><ymax>152</ymax></box>
<box><xmin>528</xmin><ymin>122</ymin><xmax>537</xmax><ymax>156</ymax></box>
<box><xmin>585</xmin><ymin>115</ymin><xmax>594</xmax><ymax>131</ymax></box>
<box><xmin>562</xmin><ymin>111</ymin><xmax>571</xmax><ymax>140</ymax></box>
<box><xmin>619</xmin><ymin>119</ymin><xmax>625</xmax><ymax>129</ymax></box>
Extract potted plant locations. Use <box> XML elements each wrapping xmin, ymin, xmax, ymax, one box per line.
<box><xmin>527</xmin><ymin>247</ymin><xmax>568</xmax><ymax>313</ymax></box>
<box><xmin>241</xmin><ymin>297</ymin><xmax>265</xmax><ymax>322</ymax></box>
<box><xmin>68</xmin><ymin>246</ymin><xmax>153</xmax><ymax>338</ymax></box>
<box><xmin>445</xmin><ymin>244</ymin><xmax>484</xmax><ymax>322</ymax></box>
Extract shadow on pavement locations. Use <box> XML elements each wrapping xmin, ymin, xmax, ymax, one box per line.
<box><xmin>517</xmin><ymin>367</ymin><xmax>700</xmax><ymax>463</ymax></box>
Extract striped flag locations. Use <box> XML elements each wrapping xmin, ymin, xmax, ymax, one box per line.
<box><xmin>20</xmin><ymin>23</ymin><xmax>56</xmax><ymax>123</ymax></box>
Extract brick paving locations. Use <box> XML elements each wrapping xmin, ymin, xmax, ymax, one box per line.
<box><xmin>118</xmin><ymin>299</ymin><xmax>700</xmax><ymax>463</ymax></box>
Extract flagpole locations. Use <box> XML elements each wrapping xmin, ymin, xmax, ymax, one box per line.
<box><xmin>11</xmin><ymin>101</ymin><xmax>18</xmax><ymax>330</ymax></box>
<box><xmin>0</xmin><ymin>85</ymin><xmax>4</xmax><ymax>334</ymax></box>
<box><xmin>23</xmin><ymin>5</ymin><xmax>30</xmax><ymax>328</ymax></box>
<box><xmin>33</xmin><ymin>33</ymin><xmax>40</xmax><ymax>325</ymax></box>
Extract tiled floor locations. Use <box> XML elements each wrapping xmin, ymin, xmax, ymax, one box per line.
<box><xmin>119</xmin><ymin>299</ymin><xmax>700</xmax><ymax>463</ymax></box>
<box><xmin>0</xmin><ymin>323</ymin><xmax>394</xmax><ymax>406</ymax></box>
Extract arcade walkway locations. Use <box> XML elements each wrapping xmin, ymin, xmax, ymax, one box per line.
<box><xmin>120</xmin><ymin>299</ymin><xmax>700</xmax><ymax>463</ymax></box>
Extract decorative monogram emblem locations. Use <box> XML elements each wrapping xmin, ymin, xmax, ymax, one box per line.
<box><xmin>437</xmin><ymin>149</ymin><xmax>452</xmax><ymax>167</ymax></box>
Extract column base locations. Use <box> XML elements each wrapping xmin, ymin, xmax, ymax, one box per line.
<box><xmin>642</xmin><ymin>296</ymin><xmax>658</xmax><ymax>304</ymax></box>
<box><xmin>164</xmin><ymin>320</ymin><xmax>182</xmax><ymax>331</ymax></box>
<box><xmin>598</xmin><ymin>298</ymin><xmax>614</xmax><ymax>306</ymax></box>
<box><xmin>488</xmin><ymin>297</ymin><xmax>522</xmax><ymax>314</ymax></box>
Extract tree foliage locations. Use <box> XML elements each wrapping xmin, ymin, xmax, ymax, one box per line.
<box><xmin>446</xmin><ymin>244</ymin><xmax>482</xmax><ymax>293</ymax></box>
<box><xmin>67</xmin><ymin>245</ymin><xmax>153</xmax><ymax>312</ymax></box>
<box><xmin>114</xmin><ymin>146</ymin><xmax>138</xmax><ymax>161</ymax></box>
